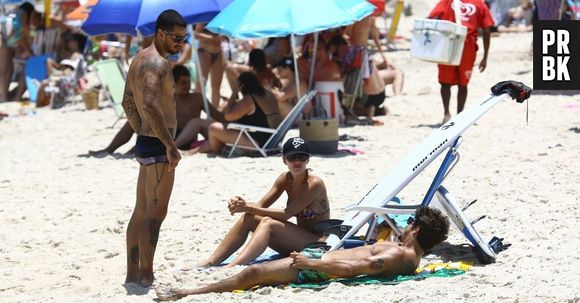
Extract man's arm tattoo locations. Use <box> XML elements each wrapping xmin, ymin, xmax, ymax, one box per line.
<box><xmin>371</xmin><ymin>258</ymin><xmax>385</xmax><ymax>271</ymax></box>
<box><xmin>140</xmin><ymin>59</ymin><xmax>175</xmax><ymax>147</ymax></box>
<box><xmin>121</xmin><ymin>81</ymin><xmax>142</xmax><ymax>132</ymax></box>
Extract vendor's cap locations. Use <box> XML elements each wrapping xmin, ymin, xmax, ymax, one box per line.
<box><xmin>275</xmin><ymin>56</ymin><xmax>295</xmax><ymax>71</ymax></box>
<box><xmin>283</xmin><ymin>137</ymin><xmax>310</xmax><ymax>157</ymax></box>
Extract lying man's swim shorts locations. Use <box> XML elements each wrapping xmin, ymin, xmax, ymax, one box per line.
<box><xmin>135</xmin><ymin>135</ymin><xmax>168</xmax><ymax>166</ymax></box>
<box><xmin>297</xmin><ymin>248</ymin><xmax>337</xmax><ymax>283</ymax></box>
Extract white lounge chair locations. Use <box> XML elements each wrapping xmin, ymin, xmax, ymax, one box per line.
<box><xmin>321</xmin><ymin>81</ymin><xmax>531</xmax><ymax>264</ymax></box>
<box><xmin>226</xmin><ymin>90</ymin><xmax>317</xmax><ymax>157</ymax></box>
<box><xmin>93</xmin><ymin>59</ymin><xmax>126</xmax><ymax>127</ymax></box>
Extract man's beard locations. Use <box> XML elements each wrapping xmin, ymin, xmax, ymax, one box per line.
<box><xmin>167</xmin><ymin>48</ymin><xmax>180</xmax><ymax>55</ymax></box>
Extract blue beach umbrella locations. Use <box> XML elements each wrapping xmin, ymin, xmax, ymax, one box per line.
<box><xmin>207</xmin><ymin>0</ymin><xmax>375</xmax><ymax>100</ymax></box>
<box><xmin>206</xmin><ymin>0</ymin><xmax>375</xmax><ymax>38</ymax></box>
<box><xmin>81</xmin><ymin>0</ymin><xmax>232</xmax><ymax>36</ymax></box>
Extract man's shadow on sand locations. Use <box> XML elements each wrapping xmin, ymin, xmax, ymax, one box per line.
<box><xmin>426</xmin><ymin>242</ymin><xmax>480</xmax><ymax>264</ymax></box>
<box><xmin>122</xmin><ymin>282</ymin><xmax>150</xmax><ymax>296</ymax></box>
<box><xmin>77</xmin><ymin>152</ymin><xmax>135</xmax><ymax>159</ymax></box>
<box><xmin>411</xmin><ymin>123</ymin><xmax>442</xmax><ymax>129</ymax></box>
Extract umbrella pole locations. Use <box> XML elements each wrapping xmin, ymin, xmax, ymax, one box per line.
<box><xmin>308</xmin><ymin>32</ymin><xmax>318</xmax><ymax>90</ymax></box>
<box><xmin>290</xmin><ymin>33</ymin><xmax>301</xmax><ymax>101</ymax></box>
<box><xmin>190</xmin><ymin>25</ymin><xmax>211</xmax><ymax>121</ymax></box>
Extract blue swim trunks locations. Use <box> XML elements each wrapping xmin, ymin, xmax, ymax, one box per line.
<box><xmin>135</xmin><ymin>135</ymin><xmax>168</xmax><ymax>166</ymax></box>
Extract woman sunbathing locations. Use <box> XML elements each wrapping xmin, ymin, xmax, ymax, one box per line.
<box><xmin>188</xmin><ymin>72</ymin><xmax>281</xmax><ymax>154</ymax></box>
<box><xmin>199</xmin><ymin>137</ymin><xmax>330</xmax><ymax>268</ymax></box>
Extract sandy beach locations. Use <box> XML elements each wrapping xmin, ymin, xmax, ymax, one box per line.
<box><xmin>1</xmin><ymin>3</ymin><xmax>580</xmax><ymax>303</ymax></box>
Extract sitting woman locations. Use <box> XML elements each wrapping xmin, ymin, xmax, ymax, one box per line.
<box><xmin>190</xmin><ymin>72</ymin><xmax>281</xmax><ymax>154</ymax></box>
<box><xmin>199</xmin><ymin>137</ymin><xmax>330</xmax><ymax>268</ymax></box>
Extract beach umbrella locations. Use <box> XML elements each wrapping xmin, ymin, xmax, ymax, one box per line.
<box><xmin>81</xmin><ymin>0</ymin><xmax>232</xmax><ymax>36</ymax></box>
<box><xmin>206</xmin><ymin>0</ymin><xmax>375</xmax><ymax>100</ymax></box>
<box><xmin>206</xmin><ymin>0</ymin><xmax>375</xmax><ymax>38</ymax></box>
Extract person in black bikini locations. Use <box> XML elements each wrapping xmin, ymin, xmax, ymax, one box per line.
<box><xmin>88</xmin><ymin>65</ymin><xmax>223</xmax><ymax>156</ymax></box>
<box><xmin>188</xmin><ymin>72</ymin><xmax>281</xmax><ymax>154</ymax></box>
<box><xmin>194</xmin><ymin>23</ymin><xmax>225</xmax><ymax>109</ymax></box>
<box><xmin>197</xmin><ymin>137</ymin><xmax>331</xmax><ymax>268</ymax></box>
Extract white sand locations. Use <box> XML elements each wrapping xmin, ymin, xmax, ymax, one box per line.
<box><xmin>1</xmin><ymin>4</ymin><xmax>580</xmax><ymax>303</ymax></box>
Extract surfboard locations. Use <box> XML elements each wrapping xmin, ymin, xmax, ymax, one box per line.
<box><xmin>326</xmin><ymin>92</ymin><xmax>511</xmax><ymax>251</ymax></box>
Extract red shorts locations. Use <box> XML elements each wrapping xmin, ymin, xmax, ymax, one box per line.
<box><xmin>438</xmin><ymin>42</ymin><xmax>477</xmax><ymax>86</ymax></box>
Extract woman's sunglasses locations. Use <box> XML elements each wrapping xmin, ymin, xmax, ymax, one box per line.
<box><xmin>163</xmin><ymin>31</ymin><xmax>190</xmax><ymax>43</ymax></box>
<box><xmin>286</xmin><ymin>154</ymin><xmax>309</xmax><ymax>162</ymax></box>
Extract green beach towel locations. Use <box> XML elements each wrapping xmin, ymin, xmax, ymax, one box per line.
<box><xmin>288</xmin><ymin>261</ymin><xmax>471</xmax><ymax>290</ymax></box>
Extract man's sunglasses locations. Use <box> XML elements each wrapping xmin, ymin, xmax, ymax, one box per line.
<box><xmin>163</xmin><ymin>31</ymin><xmax>190</xmax><ymax>43</ymax></box>
<box><xmin>286</xmin><ymin>154</ymin><xmax>309</xmax><ymax>162</ymax></box>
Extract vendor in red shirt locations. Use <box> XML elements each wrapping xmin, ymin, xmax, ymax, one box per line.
<box><xmin>428</xmin><ymin>0</ymin><xmax>494</xmax><ymax>124</ymax></box>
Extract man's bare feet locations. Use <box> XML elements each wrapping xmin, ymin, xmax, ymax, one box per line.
<box><xmin>442</xmin><ymin>113</ymin><xmax>451</xmax><ymax>125</ymax></box>
<box><xmin>155</xmin><ymin>288</ymin><xmax>187</xmax><ymax>301</ymax></box>
<box><xmin>88</xmin><ymin>149</ymin><xmax>110</xmax><ymax>156</ymax></box>
<box><xmin>179</xmin><ymin>147</ymin><xmax>199</xmax><ymax>156</ymax></box>
<box><xmin>124</xmin><ymin>278</ymin><xmax>140</xmax><ymax>285</ymax></box>
<box><xmin>139</xmin><ymin>277</ymin><xmax>154</xmax><ymax>288</ymax></box>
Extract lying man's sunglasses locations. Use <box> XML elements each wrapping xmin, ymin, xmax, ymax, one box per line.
<box><xmin>163</xmin><ymin>31</ymin><xmax>190</xmax><ymax>43</ymax></box>
<box><xmin>286</xmin><ymin>154</ymin><xmax>309</xmax><ymax>162</ymax></box>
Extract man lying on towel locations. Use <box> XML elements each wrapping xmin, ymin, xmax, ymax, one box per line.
<box><xmin>156</xmin><ymin>207</ymin><xmax>450</xmax><ymax>301</ymax></box>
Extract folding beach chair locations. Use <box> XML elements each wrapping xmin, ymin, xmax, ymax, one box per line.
<box><xmin>226</xmin><ymin>90</ymin><xmax>317</xmax><ymax>157</ymax></box>
<box><xmin>321</xmin><ymin>81</ymin><xmax>531</xmax><ymax>264</ymax></box>
<box><xmin>24</xmin><ymin>55</ymin><xmax>50</xmax><ymax>104</ymax></box>
<box><xmin>93</xmin><ymin>59</ymin><xmax>126</xmax><ymax>127</ymax></box>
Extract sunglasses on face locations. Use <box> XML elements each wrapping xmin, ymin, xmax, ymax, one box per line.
<box><xmin>407</xmin><ymin>216</ymin><xmax>415</xmax><ymax>226</ymax></box>
<box><xmin>163</xmin><ymin>30</ymin><xmax>190</xmax><ymax>43</ymax></box>
<box><xmin>286</xmin><ymin>154</ymin><xmax>309</xmax><ymax>162</ymax></box>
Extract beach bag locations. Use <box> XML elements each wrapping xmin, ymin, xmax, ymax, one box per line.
<box><xmin>299</xmin><ymin>118</ymin><xmax>339</xmax><ymax>154</ymax></box>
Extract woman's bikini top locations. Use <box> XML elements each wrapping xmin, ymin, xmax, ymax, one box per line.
<box><xmin>296</xmin><ymin>205</ymin><xmax>328</xmax><ymax>221</ymax></box>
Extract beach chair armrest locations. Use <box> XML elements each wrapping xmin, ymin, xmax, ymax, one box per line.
<box><xmin>345</xmin><ymin>204</ymin><xmax>421</xmax><ymax>215</ymax></box>
<box><xmin>227</xmin><ymin>123</ymin><xmax>276</xmax><ymax>134</ymax></box>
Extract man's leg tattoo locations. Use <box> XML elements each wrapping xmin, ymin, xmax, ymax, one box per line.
<box><xmin>130</xmin><ymin>245</ymin><xmax>139</xmax><ymax>264</ymax></box>
<box><xmin>148</xmin><ymin>219</ymin><xmax>160</xmax><ymax>248</ymax></box>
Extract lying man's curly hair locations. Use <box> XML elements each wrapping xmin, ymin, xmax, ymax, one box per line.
<box><xmin>414</xmin><ymin>207</ymin><xmax>450</xmax><ymax>251</ymax></box>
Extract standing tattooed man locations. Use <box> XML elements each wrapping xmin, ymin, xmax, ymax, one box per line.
<box><xmin>121</xmin><ymin>10</ymin><xmax>187</xmax><ymax>287</ymax></box>
<box><xmin>156</xmin><ymin>207</ymin><xmax>450</xmax><ymax>300</ymax></box>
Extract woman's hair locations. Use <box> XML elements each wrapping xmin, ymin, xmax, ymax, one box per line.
<box><xmin>285</xmin><ymin>168</ymin><xmax>312</xmax><ymax>192</ymax></box>
<box><xmin>238</xmin><ymin>72</ymin><xmax>265</xmax><ymax>96</ymax></box>
<box><xmin>19</xmin><ymin>2</ymin><xmax>35</xmax><ymax>17</ymax></box>
<box><xmin>413</xmin><ymin>207</ymin><xmax>450</xmax><ymax>251</ymax></box>
<box><xmin>248</xmin><ymin>49</ymin><xmax>267</xmax><ymax>72</ymax></box>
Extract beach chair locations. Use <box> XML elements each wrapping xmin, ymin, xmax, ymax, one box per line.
<box><xmin>24</xmin><ymin>55</ymin><xmax>49</xmax><ymax>104</ymax></box>
<box><xmin>226</xmin><ymin>90</ymin><xmax>317</xmax><ymax>157</ymax></box>
<box><xmin>93</xmin><ymin>59</ymin><xmax>126</xmax><ymax>127</ymax></box>
<box><xmin>321</xmin><ymin>81</ymin><xmax>531</xmax><ymax>264</ymax></box>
